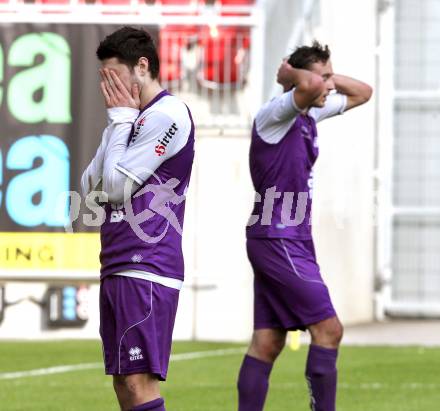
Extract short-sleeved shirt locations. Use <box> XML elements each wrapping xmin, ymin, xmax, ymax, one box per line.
<box><xmin>246</xmin><ymin>89</ymin><xmax>347</xmax><ymax>240</ymax></box>
<box><xmin>100</xmin><ymin>91</ymin><xmax>195</xmax><ymax>284</ymax></box>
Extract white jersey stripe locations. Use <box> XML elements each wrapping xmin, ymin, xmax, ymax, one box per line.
<box><xmin>113</xmin><ymin>270</ymin><xmax>183</xmax><ymax>290</ymax></box>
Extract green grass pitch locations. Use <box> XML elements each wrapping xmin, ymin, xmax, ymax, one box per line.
<box><xmin>0</xmin><ymin>340</ymin><xmax>438</xmax><ymax>410</ymax></box>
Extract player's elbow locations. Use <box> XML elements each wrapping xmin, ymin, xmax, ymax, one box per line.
<box><xmin>80</xmin><ymin>170</ymin><xmax>91</xmax><ymax>198</ymax></box>
<box><xmin>103</xmin><ymin>169</ymin><xmax>140</xmax><ymax>204</ymax></box>
<box><xmin>360</xmin><ymin>83</ymin><xmax>373</xmax><ymax>104</ymax></box>
<box><xmin>348</xmin><ymin>84</ymin><xmax>373</xmax><ymax>110</ymax></box>
<box><xmin>297</xmin><ymin>75</ymin><xmax>326</xmax><ymax>100</ymax></box>
<box><xmin>106</xmin><ymin>189</ymin><xmax>124</xmax><ymax>205</ymax></box>
<box><xmin>102</xmin><ymin>178</ymin><xmax>124</xmax><ymax>204</ymax></box>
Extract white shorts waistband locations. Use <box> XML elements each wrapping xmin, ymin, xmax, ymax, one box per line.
<box><xmin>112</xmin><ymin>270</ymin><xmax>183</xmax><ymax>290</ymax></box>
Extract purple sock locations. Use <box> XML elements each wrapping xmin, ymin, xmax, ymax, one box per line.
<box><xmin>237</xmin><ymin>354</ymin><xmax>273</xmax><ymax>411</ymax></box>
<box><xmin>305</xmin><ymin>345</ymin><xmax>338</xmax><ymax>411</ymax></box>
<box><xmin>130</xmin><ymin>397</ymin><xmax>165</xmax><ymax>411</ymax></box>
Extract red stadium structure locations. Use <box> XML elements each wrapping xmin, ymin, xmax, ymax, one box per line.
<box><xmin>197</xmin><ymin>25</ymin><xmax>250</xmax><ymax>89</ymax></box>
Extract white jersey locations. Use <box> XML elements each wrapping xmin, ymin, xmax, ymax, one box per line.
<box><xmin>116</xmin><ymin>94</ymin><xmax>192</xmax><ymax>186</ymax></box>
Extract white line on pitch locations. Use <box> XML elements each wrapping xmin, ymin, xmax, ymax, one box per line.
<box><xmin>171</xmin><ymin>347</ymin><xmax>246</xmax><ymax>361</ymax></box>
<box><xmin>0</xmin><ymin>363</ymin><xmax>102</xmax><ymax>380</ymax></box>
<box><xmin>0</xmin><ymin>347</ymin><xmax>247</xmax><ymax>381</ymax></box>
<box><xmin>275</xmin><ymin>382</ymin><xmax>440</xmax><ymax>390</ymax></box>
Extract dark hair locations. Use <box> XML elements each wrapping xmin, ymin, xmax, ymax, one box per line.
<box><xmin>287</xmin><ymin>40</ymin><xmax>330</xmax><ymax>70</ymax></box>
<box><xmin>96</xmin><ymin>26</ymin><xmax>160</xmax><ymax>79</ymax></box>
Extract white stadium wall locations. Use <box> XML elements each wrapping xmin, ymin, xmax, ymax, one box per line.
<box><xmin>308</xmin><ymin>0</ymin><xmax>377</xmax><ymax>325</ymax></box>
<box><xmin>177</xmin><ymin>132</ymin><xmax>255</xmax><ymax>341</ymax></box>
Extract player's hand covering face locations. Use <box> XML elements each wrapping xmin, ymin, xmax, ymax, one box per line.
<box><xmin>100</xmin><ymin>68</ymin><xmax>141</xmax><ymax>110</ymax></box>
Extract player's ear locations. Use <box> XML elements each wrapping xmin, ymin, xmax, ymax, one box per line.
<box><xmin>137</xmin><ymin>57</ymin><xmax>149</xmax><ymax>77</ymax></box>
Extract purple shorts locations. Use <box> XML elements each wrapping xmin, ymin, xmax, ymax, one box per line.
<box><xmin>247</xmin><ymin>238</ymin><xmax>336</xmax><ymax>331</ymax></box>
<box><xmin>99</xmin><ymin>275</ymin><xmax>179</xmax><ymax>380</ymax></box>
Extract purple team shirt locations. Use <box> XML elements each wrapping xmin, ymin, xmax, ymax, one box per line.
<box><xmin>100</xmin><ymin>91</ymin><xmax>195</xmax><ymax>281</ymax></box>
<box><xmin>246</xmin><ymin>89</ymin><xmax>347</xmax><ymax>240</ymax></box>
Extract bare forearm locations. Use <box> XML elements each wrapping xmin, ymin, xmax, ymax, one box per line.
<box><xmin>333</xmin><ymin>74</ymin><xmax>373</xmax><ymax>101</ymax></box>
<box><xmin>278</xmin><ymin>63</ymin><xmax>323</xmax><ymax>92</ymax></box>
<box><xmin>333</xmin><ymin>74</ymin><xmax>373</xmax><ymax>108</ymax></box>
<box><xmin>290</xmin><ymin>67</ymin><xmax>318</xmax><ymax>87</ymax></box>
<box><xmin>277</xmin><ymin>61</ymin><xmax>325</xmax><ymax>109</ymax></box>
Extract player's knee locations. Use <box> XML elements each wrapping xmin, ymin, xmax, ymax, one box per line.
<box><xmin>337</xmin><ymin>322</ymin><xmax>344</xmax><ymax>341</ymax></box>
<box><xmin>113</xmin><ymin>374</ymin><xmax>151</xmax><ymax>396</ymax></box>
<box><xmin>251</xmin><ymin>335</ymin><xmax>285</xmax><ymax>362</ymax></box>
<box><xmin>113</xmin><ymin>375</ymin><xmax>125</xmax><ymax>389</ymax></box>
<box><xmin>310</xmin><ymin>318</ymin><xmax>343</xmax><ymax>347</ymax></box>
<box><xmin>113</xmin><ymin>375</ymin><xmax>134</xmax><ymax>394</ymax></box>
<box><xmin>330</xmin><ymin>321</ymin><xmax>343</xmax><ymax>345</ymax></box>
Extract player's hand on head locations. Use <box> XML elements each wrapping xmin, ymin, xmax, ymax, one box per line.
<box><xmin>99</xmin><ymin>68</ymin><xmax>140</xmax><ymax>110</ymax></box>
<box><xmin>276</xmin><ymin>60</ymin><xmax>295</xmax><ymax>90</ymax></box>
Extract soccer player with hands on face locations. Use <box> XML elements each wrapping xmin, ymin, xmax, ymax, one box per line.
<box><xmin>237</xmin><ymin>41</ymin><xmax>372</xmax><ymax>411</ymax></box>
<box><xmin>100</xmin><ymin>67</ymin><xmax>141</xmax><ymax>112</ymax></box>
<box><xmin>81</xmin><ymin>27</ymin><xmax>195</xmax><ymax>411</ymax></box>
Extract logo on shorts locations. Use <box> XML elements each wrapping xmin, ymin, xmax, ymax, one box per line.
<box><xmin>129</xmin><ymin>346</ymin><xmax>144</xmax><ymax>361</ymax></box>
<box><xmin>131</xmin><ymin>254</ymin><xmax>143</xmax><ymax>263</ymax></box>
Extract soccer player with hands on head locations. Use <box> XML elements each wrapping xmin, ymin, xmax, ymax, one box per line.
<box><xmin>81</xmin><ymin>27</ymin><xmax>195</xmax><ymax>411</ymax></box>
<box><xmin>237</xmin><ymin>41</ymin><xmax>372</xmax><ymax>411</ymax></box>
